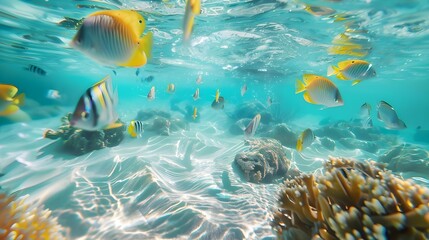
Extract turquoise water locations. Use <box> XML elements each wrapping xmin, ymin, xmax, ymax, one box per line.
<box><xmin>1</xmin><ymin>0</ymin><xmax>429</xmax><ymax>239</ymax></box>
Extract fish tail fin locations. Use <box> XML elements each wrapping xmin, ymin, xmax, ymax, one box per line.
<box><xmin>295</xmin><ymin>79</ymin><xmax>306</xmax><ymax>94</ymax></box>
<box><xmin>352</xmin><ymin>80</ymin><xmax>361</xmax><ymax>86</ymax></box>
<box><xmin>127</xmin><ymin>124</ymin><xmax>137</xmax><ymax>138</ymax></box>
<box><xmin>140</xmin><ymin>31</ymin><xmax>153</xmax><ymax>59</ymax></box>
<box><xmin>14</xmin><ymin>93</ymin><xmax>25</xmax><ymax>106</ymax></box>
<box><xmin>327</xmin><ymin>65</ymin><xmax>338</xmax><ymax>76</ymax></box>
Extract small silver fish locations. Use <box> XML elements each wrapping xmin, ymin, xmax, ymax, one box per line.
<box><xmin>360</xmin><ymin>103</ymin><xmax>373</xmax><ymax>128</ymax></box>
<box><xmin>196</xmin><ymin>74</ymin><xmax>203</xmax><ymax>84</ymax></box>
<box><xmin>377</xmin><ymin>101</ymin><xmax>406</xmax><ymax>129</ymax></box>
<box><xmin>70</xmin><ymin>75</ymin><xmax>119</xmax><ymax>131</ymax></box>
<box><xmin>241</xmin><ymin>84</ymin><xmax>247</xmax><ymax>96</ymax></box>
<box><xmin>167</xmin><ymin>83</ymin><xmax>175</xmax><ymax>93</ymax></box>
<box><xmin>193</xmin><ymin>88</ymin><xmax>200</xmax><ymax>100</ymax></box>
<box><xmin>244</xmin><ymin>114</ymin><xmax>261</xmax><ymax>137</ymax></box>
<box><xmin>147</xmin><ymin>86</ymin><xmax>155</xmax><ymax>101</ymax></box>
<box><xmin>296</xmin><ymin>128</ymin><xmax>315</xmax><ymax>152</ymax></box>
<box><xmin>267</xmin><ymin>96</ymin><xmax>273</xmax><ymax>107</ymax></box>
<box><xmin>46</xmin><ymin>89</ymin><xmax>61</xmax><ymax>100</ymax></box>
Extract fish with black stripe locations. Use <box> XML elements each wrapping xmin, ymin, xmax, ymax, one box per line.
<box><xmin>25</xmin><ymin>64</ymin><xmax>47</xmax><ymax>76</ymax></box>
<box><xmin>70</xmin><ymin>75</ymin><xmax>120</xmax><ymax>131</ymax></box>
<box><xmin>70</xmin><ymin>10</ymin><xmax>153</xmax><ymax>68</ymax></box>
<box><xmin>128</xmin><ymin>120</ymin><xmax>144</xmax><ymax>138</ymax></box>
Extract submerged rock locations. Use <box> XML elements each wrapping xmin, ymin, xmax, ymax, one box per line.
<box><xmin>136</xmin><ymin>110</ymin><xmax>189</xmax><ymax>136</ymax></box>
<box><xmin>379</xmin><ymin>143</ymin><xmax>429</xmax><ymax>173</ymax></box>
<box><xmin>232</xmin><ymin>101</ymin><xmax>273</xmax><ymax>124</ymax></box>
<box><xmin>264</xmin><ymin>123</ymin><xmax>297</xmax><ymax>149</ymax></box>
<box><xmin>233</xmin><ymin>138</ymin><xmax>291</xmax><ymax>183</ymax></box>
<box><xmin>319</xmin><ymin>137</ymin><xmax>335</xmax><ymax>151</ymax></box>
<box><xmin>43</xmin><ymin>113</ymin><xmax>125</xmax><ymax>155</ymax></box>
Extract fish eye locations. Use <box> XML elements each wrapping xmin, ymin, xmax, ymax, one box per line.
<box><xmin>139</xmin><ymin>20</ymin><xmax>142</xmax><ymax>24</ymax></box>
<box><xmin>352</xmin><ymin>61</ymin><xmax>355</xmax><ymax>63</ymax></box>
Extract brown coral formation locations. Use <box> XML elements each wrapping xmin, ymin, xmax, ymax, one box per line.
<box><xmin>271</xmin><ymin>157</ymin><xmax>429</xmax><ymax>240</ymax></box>
<box><xmin>0</xmin><ymin>192</ymin><xmax>65</xmax><ymax>240</ymax></box>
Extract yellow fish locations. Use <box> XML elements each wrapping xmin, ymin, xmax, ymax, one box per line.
<box><xmin>215</xmin><ymin>89</ymin><xmax>220</xmax><ymax>103</ymax></box>
<box><xmin>128</xmin><ymin>120</ymin><xmax>144</xmax><ymax>138</ymax></box>
<box><xmin>295</xmin><ymin>74</ymin><xmax>343</xmax><ymax>108</ymax></box>
<box><xmin>0</xmin><ymin>84</ymin><xmax>25</xmax><ymax>116</ymax></box>
<box><xmin>70</xmin><ymin>10</ymin><xmax>153</xmax><ymax>68</ymax></box>
<box><xmin>304</xmin><ymin>4</ymin><xmax>336</xmax><ymax>16</ymax></box>
<box><xmin>192</xmin><ymin>107</ymin><xmax>198</xmax><ymax>120</ymax></box>
<box><xmin>167</xmin><ymin>83</ymin><xmax>176</xmax><ymax>93</ymax></box>
<box><xmin>327</xmin><ymin>60</ymin><xmax>376</xmax><ymax>85</ymax></box>
<box><xmin>296</xmin><ymin>128</ymin><xmax>315</xmax><ymax>152</ymax></box>
<box><xmin>183</xmin><ymin>0</ymin><xmax>201</xmax><ymax>43</ymax></box>
<box><xmin>328</xmin><ymin>45</ymin><xmax>369</xmax><ymax>57</ymax></box>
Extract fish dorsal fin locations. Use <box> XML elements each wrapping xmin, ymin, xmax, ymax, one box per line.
<box><xmin>90</xmin><ymin>10</ymin><xmax>145</xmax><ymax>37</ymax></box>
<box><xmin>0</xmin><ymin>84</ymin><xmax>18</xmax><ymax>100</ymax></box>
<box><xmin>187</xmin><ymin>0</ymin><xmax>201</xmax><ymax>15</ymax></box>
<box><xmin>303</xmin><ymin>74</ymin><xmax>319</xmax><ymax>84</ymax></box>
<box><xmin>380</xmin><ymin>101</ymin><xmax>393</xmax><ymax>109</ymax></box>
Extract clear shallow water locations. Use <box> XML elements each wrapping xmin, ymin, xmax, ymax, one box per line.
<box><xmin>1</xmin><ymin>0</ymin><xmax>429</xmax><ymax>239</ymax></box>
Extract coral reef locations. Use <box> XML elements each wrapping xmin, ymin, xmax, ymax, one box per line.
<box><xmin>379</xmin><ymin>143</ymin><xmax>429</xmax><ymax>174</ymax></box>
<box><xmin>234</xmin><ymin>138</ymin><xmax>292</xmax><ymax>183</ymax></box>
<box><xmin>231</xmin><ymin>101</ymin><xmax>273</xmax><ymax>124</ymax></box>
<box><xmin>0</xmin><ymin>192</ymin><xmax>65</xmax><ymax>240</ymax></box>
<box><xmin>43</xmin><ymin>113</ymin><xmax>125</xmax><ymax>155</ymax></box>
<box><xmin>271</xmin><ymin>157</ymin><xmax>429</xmax><ymax>239</ymax></box>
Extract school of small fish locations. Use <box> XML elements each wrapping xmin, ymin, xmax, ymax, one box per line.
<box><xmin>1</xmin><ymin>1</ymin><xmax>410</xmax><ymax>150</ymax></box>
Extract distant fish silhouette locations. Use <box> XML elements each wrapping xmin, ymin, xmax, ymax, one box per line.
<box><xmin>142</xmin><ymin>76</ymin><xmax>154</xmax><ymax>83</ymax></box>
<box><xmin>25</xmin><ymin>64</ymin><xmax>46</xmax><ymax>76</ymax></box>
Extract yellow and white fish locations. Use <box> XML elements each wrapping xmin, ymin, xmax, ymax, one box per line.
<box><xmin>147</xmin><ymin>86</ymin><xmax>155</xmax><ymax>101</ymax></box>
<box><xmin>296</xmin><ymin>128</ymin><xmax>315</xmax><ymax>152</ymax></box>
<box><xmin>215</xmin><ymin>89</ymin><xmax>220</xmax><ymax>103</ymax></box>
<box><xmin>244</xmin><ymin>114</ymin><xmax>261</xmax><ymax>137</ymax></box>
<box><xmin>327</xmin><ymin>60</ymin><xmax>376</xmax><ymax>85</ymax></box>
<box><xmin>296</xmin><ymin>74</ymin><xmax>343</xmax><ymax>108</ymax></box>
<box><xmin>192</xmin><ymin>107</ymin><xmax>198</xmax><ymax>120</ymax></box>
<box><xmin>241</xmin><ymin>84</ymin><xmax>247</xmax><ymax>97</ymax></box>
<box><xmin>328</xmin><ymin>45</ymin><xmax>369</xmax><ymax>57</ymax></box>
<box><xmin>377</xmin><ymin>101</ymin><xmax>406</xmax><ymax>129</ymax></box>
<box><xmin>70</xmin><ymin>75</ymin><xmax>119</xmax><ymax>131</ymax></box>
<box><xmin>0</xmin><ymin>84</ymin><xmax>25</xmax><ymax>116</ymax></box>
<box><xmin>70</xmin><ymin>10</ymin><xmax>153</xmax><ymax>68</ymax></box>
<box><xmin>128</xmin><ymin>120</ymin><xmax>144</xmax><ymax>138</ymax></box>
<box><xmin>193</xmin><ymin>88</ymin><xmax>200</xmax><ymax>100</ymax></box>
<box><xmin>167</xmin><ymin>83</ymin><xmax>176</xmax><ymax>93</ymax></box>
<box><xmin>183</xmin><ymin>0</ymin><xmax>201</xmax><ymax>43</ymax></box>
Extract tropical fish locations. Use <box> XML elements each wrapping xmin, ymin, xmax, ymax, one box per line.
<box><xmin>192</xmin><ymin>107</ymin><xmax>198</xmax><ymax>120</ymax></box>
<box><xmin>296</xmin><ymin>128</ymin><xmax>315</xmax><ymax>152</ymax></box>
<box><xmin>128</xmin><ymin>120</ymin><xmax>144</xmax><ymax>138</ymax></box>
<box><xmin>0</xmin><ymin>84</ymin><xmax>25</xmax><ymax>116</ymax></box>
<box><xmin>377</xmin><ymin>101</ymin><xmax>406</xmax><ymax>129</ymax></box>
<box><xmin>241</xmin><ymin>84</ymin><xmax>247</xmax><ymax>96</ymax></box>
<box><xmin>142</xmin><ymin>75</ymin><xmax>154</xmax><ymax>83</ymax></box>
<box><xmin>183</xmin><ymin>0</ymin><xmax>201</xmax><ymax>43</ymax></box>
<box><xmin>112</xmin><ymin>70</ymin><xmax>117</xmax><ymax>76</ymax></box>
<box><xmin>57</xmin><ymin>17</ymin><xmax>84</xmax><ymax>30</ymax></box>
<box><xmin>244</xmin><ymin>114</ymin><xmax>261</xmax><ymax>137</ymax></box>
<box><xmin>328</xmin><ymin>45</ymin><xmax>370</xmax><ymax>57</ymax></box>
<box><xmin>147</xmin><ymin>86</ymin><xmax>155</xmax><ymax>101</ymax></box>
<box><xmin>167</xmin><ymin>83</ymin><xmax>176</xmax><ymax>93</ymax></box>
<box><xmin>304</xmin><ymin>4</ymin><xmax>336</xmax><ymax>16</ymax></box>
<box><xmin>70</xmin><ymin>10</ymin><xmax>153</xmax><ymax>67</ymax></box>
<box><xmin>211</xmin><ymin>96</ymin><xmax>224</xmax><ymax>110</ymax></box>
<box><xmin>46</xmin><ymin>89</ymin><xmax>61</xmax><ymax>100</ymax></box>
<box><xmin>267</xmin><ymin>96</ymin><xmax>273</xmax><ymax>108</ymax></box>
<box><xmin>25</xmin><ymin>64</ymin><xmax>46</xmax><ymax>76</ymax></box>
<box><xmin>70</xmin><ymin>75</ymin><xmax>119</xmax><ymax>131</ymax></box>
<box><xmin>295</xmin><ymin>74</ymin><xmax>343</xmax><ymax>108</ymax></box>
<box><xmin>196</xmin><ymin>74</ymin><xmax>203</xmax><ymax>84</ymax></box>
<box><xmin>360</xmin><ymin>102</ymin><xmax>373</xmax><ymax>128</ymax></box>
<box><xmin>193</xmin><ymin>88</ymin><xmax>200</xmax><ymax>100</ymax></box>
<box><xmin>136</xmin><ymin>68</ymin><xmax>140</xmax><ymax>76</ymax></box>
<box><xmin>327</xmin><ymin>60</ymin><xmax>376</xmax><ymax>85</ymax></box>
<box><xmin>215</xmin><ymin>89</ymin><xmax>220</xmax><ymax>103</ymax></box>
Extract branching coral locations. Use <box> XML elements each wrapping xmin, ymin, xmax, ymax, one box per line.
<box><xmin>0</xmin><ymin>192</ymin><xmax>65</xmax><ymax>240</ymax></box>
<box><xmin>271</xmin><ymin>157</ymin><xmax>429</xmax><ymax>240</ymax></box>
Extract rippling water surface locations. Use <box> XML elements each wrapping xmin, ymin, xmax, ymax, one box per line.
<box><xmin>1</xmin><ymin>0</ymin><xmax>429</xmax><ymax>239</ymax></box>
